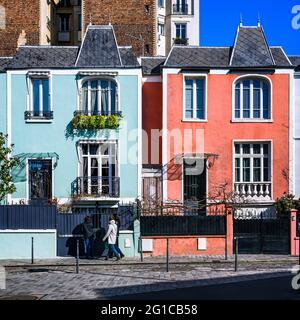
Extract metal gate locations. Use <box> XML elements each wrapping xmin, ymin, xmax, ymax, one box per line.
<box><xmin>233</xmin><ymin>215</ymin><xmax>290</xmax><ymax>254</ymax></box>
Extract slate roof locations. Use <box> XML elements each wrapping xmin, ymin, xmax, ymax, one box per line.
<box><xmin>0</xmin><ymin>57</ymin><xmax>13</xmax><ymax>71</ymax></box>
<box><xmin>230</xmin><ymin>26</ymin><xmax>274</xmax><ymax>67</ymax></box>
<box><xmin>164</xmin><ymin>25</ymin><xmax>292</xmax><ymax>69</ymax></box>
<box><xmin>165</xmin><ymin>47</ymin><xmax>231</xmax><ymax>68</ymax></box>
<box><xmin>118</xmin><ymin>47</ymin><xmax>140</xmax><ymax>67</ymax></box>
<box><xmin>141</xmin><ymin>57</ymin><xmax>166</xmax><ymax>75</ymax></box>
<box><xmin>9</xmin><ymin>46</ymin><xmax>79</xmax><ymax>69</ymax></box>
<box><xmin>76</xmin><ymin>25</ymin><xmax>122</xmax><ymax>68</ymax></box>
<box><xmin>289</xmin><ymin>56</ymin><xmax>300</xmax><ymax>71</ymax></box>
<box><xmin>270</xmin><ymin>47</ymin><xmax>292</xmax><ymax>67</ymax></box>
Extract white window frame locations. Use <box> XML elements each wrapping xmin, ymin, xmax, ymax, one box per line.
<box><xmin>175</xmin><ymin>23</ymin><xmax>187</xmax><ymax>39</ymax></box>
<box><xmin>78</xmin><ymin>141</ymin><xmax>119</xmax><ymax>196</ymax></box>
<box><xmin>232</xmin><ymin>75</ymin><xmax>273</xmax><ymax>123</ymax></box>
<box><xmin>233</xmin><ymin>141</ymin><xmax>272</xmax><ymax>184</ymax></box>
<box><xmin>182</xmin><ymin>74</ymin><xmax>208</xmax><ymax>122</ymax></box>
<box><xmin>26</xmin><ymin>73</ymin><xmax>52</xmax><ymax>122</ymax></box>
<box><xmin>78</xmin><ymin>77</ymin><xmax>120</xmax><ymax>115</ymax></box>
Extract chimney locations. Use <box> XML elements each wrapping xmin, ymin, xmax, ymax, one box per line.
<box><xmin>17</xmin><ymin>29</ymin><xmax>27</xmax><ymax>48</ymax></box>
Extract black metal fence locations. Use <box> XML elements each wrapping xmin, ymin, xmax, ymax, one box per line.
<box><xmin>0</xmin><ymin>205</ymin><xmax>56</xmax><ymax>229</ymax></box>
<box><xmin>140</xmin><ymin>215</ymin><xmax>226</xmax><ymax>236</ymax></box>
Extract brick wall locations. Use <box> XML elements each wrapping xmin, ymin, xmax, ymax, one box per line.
<box><xmin>0</xmin><ymin>0</ymin><xmax>40</xmax><ymax>56</ymax></box>
<box><xmin>83</xmin><ymin>0</ymin><xmax>156</xmax><ymax>56</ymax></box>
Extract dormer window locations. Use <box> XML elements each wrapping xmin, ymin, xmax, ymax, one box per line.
<box><xmin>79</xmin><ymin>79</ymin><xmax>119</xmax><ymax>116</ymax></box>
<box><xmin>234</xmin><ymin>77</ymin><xmax>271</xmax><ymax>121</ymax></box>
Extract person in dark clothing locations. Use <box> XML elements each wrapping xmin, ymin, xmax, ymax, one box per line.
<box><xmin>82</xmin><ymin>216</ymin><xmax>95</xmax><ymax>259</ymax></box>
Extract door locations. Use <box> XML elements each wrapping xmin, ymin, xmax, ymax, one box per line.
<box><xmin>29</xmin><ymin>159</ymin><xmax>52</xmax><ymax>203</ymax></box>
<box><xmin>183</xmin><ymin>158</ymin><xmax>207</xmax><ymax>214</ymax></box>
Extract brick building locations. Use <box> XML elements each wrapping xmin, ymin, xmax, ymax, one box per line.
<box><xmin>0</xmin><ymin>0</ymin><xmax>200</xmax><ymax>58</ymax></box>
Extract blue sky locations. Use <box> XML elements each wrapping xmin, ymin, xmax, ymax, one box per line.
<box><xmin>200</xmin><ymin>0</ymin><xmax>300</xmax><ymax>55</ymax></box>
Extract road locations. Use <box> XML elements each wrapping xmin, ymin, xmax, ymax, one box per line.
<box><xmin>113</xmin><ymin>274</ymin><xmax>300</xmax><ymax>300</ymax></box>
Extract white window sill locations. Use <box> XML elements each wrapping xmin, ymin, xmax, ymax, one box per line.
<box><xmin>182</xmin><ymin>119</ymin><xmax>208</xmax><ymax>123</ymax></box>
<box><xmin>25</xmin><ymin>119</ymin><xmax>53</xmax><ymax>123</ymax></box>
<box><xmin>231</xmin><ymin>119</ymin><xmax>273</xmax><ymax>123</ymax></box>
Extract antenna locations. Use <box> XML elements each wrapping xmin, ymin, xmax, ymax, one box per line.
<box><xmin>257</xmin><ymin>13</ymin><xmax>261</xmax><ymax>27</ymax></box>
<box><xmin>239</xmin><ymin>13</ymin><xmax>243</xmax><ymax>26</ymax></box>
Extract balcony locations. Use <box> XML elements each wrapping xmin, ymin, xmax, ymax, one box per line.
<box><xmin>234</xmin><ymin>182</ymin><xmax>272</xmax><ymax>201</ymax></box>
<box><xmin>58</xmin><ymin>31</ymin><xmax>70</xmax><ymax>42</ymax></box>
<box><xmin>25</xmin><ymin>111</ymin><xmax>54</xmax><ymax>120</ymax></box>
<box><xmin>73</xmin><ymin>176</ymin><xmax>120</xmax><ymax>198</ymax></box>
<box><xmin>74</xmin><ymin>110</ymin><xmax>122</xmax><ymax>117</ymax></box>
<box><xmin>172</xmin><ymin>4</ymin><xmax>188</xmax><ymax>15</ymax></box>
<box><xmin>173</xmin><ymin>37</ymin><xmax>189</xmax><ymax>45</ymax></box>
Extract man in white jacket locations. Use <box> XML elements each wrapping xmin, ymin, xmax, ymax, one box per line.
<box><xmin>102</xmin><ymin>219</ymin><xmax>121</xmax><ymax>261</ymax></box>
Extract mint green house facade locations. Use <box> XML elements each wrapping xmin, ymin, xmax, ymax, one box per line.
<box><xmin>1</xmin><ymin>26</ymin><xmax>142</xmax><ymax>211</ymax></box>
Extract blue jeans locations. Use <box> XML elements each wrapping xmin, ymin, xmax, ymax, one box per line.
<box><xmin>84</xmin><ymin>237</ymin><xmax>94</xmax><ymax>258</ymax></box>
<box><xmin>108</xmin><ymin>244</ymin><xmax>120</xmax><ymax>258</ymax></box>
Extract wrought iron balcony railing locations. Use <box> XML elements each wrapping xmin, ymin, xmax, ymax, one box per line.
<box><xmin>73</xmin><ymin>110</ymin><xmax>122</xmax><ymax>117</ymax></box>
<box><xmin>173</xmin><ymin>37</ymin><xmax>189</xmax><ymax>45</ymax></box>
<box><xmin>25</xmin><ymin>111</ymin><xmax>54</xmax><ymax>120</ymax></box>
<box><xmin>173</xmin><ymin>4</ymin><xmax>188</xmax><ymax>15</ymax></box>
<box><xmin>74</xmin><ymin>176</ymin><xmax>120</xmax><ymax>198</ymax></box>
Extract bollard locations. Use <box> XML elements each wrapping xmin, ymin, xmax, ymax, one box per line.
<box><xmin>139</xmin><ymin>237</ymin><xmax>144</xmax><ymax>262</ymax></box>
<box><xmin>234</xmin><ymin>237</ymin><xmax>238</xmax><ymax>272</ymax></box>
<box><xmin>76</xmin><ymin>239</ymin><xmax>80</xmax><ymax>274</ymax></box>
<box><xmin>31</xmin><ymin>237</ymin><xmax>34</xmax><ymax>265</ymax></box>
<box><xmin>166</xmin><ymin>238</ymin><xmax>169</xmax><ymax>273</ymax></box>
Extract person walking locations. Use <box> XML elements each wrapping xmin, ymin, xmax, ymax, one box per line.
<box><xmin>103</xmin><ymin>218</ymin><xmax>121</xmax><ymax>261</ymax></box>
<box><xmin>82</xmin><ymin>216</ymin><xmax>95</xmax><ymax>259</ymax></box>
<box><xmin>112</xmin><ymin>213</ymin><xmax>125</xmax><ymax>258</ymax></box>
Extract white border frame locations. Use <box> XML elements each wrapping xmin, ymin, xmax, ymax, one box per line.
<box><xmin>231</xmin><ymin>74</ymin><xmax>273</xmax><ymax>123</ymax></box>
<box><xmin>231</xmin><ymin>139</ymin><xmax>273</xmax><ymax>201</ymax></box>
<box><xmin>182</xmin><ymin>73</ymin><xmax>208</xmax><ymax>122</ymax></box>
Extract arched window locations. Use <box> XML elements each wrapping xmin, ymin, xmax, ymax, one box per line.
<box><xmin>234</xmin><ymin>78</ymin><xmax>271</xmax><ymax>120</ymax></box>
<box><xmin>80</xmin><ymin>79</ymin><xmax>118</xmax><ymax>115</ymax></box>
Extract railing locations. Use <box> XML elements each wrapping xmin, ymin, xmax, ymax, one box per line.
<box><xmin>173</xmin><ymin>37</ymin><xmax>189</xmax><ymax>45</ymax></box>
<box><xmin>172</xmin><ymin>4</ymin><xmax>188</xmax><ymax>14</ymax></box>
<box><xmin>25</xmin><ymin>111</ymin><xmax>53</xmax><ymax>120</ymax></box>
<box><xmin>74</xmin><ymin>110</ymin><xmax>122</xmax><ymax>117</ymax></box>
<box><xmin>234</xmin><ymin>182</ymin><xmax>272</xmax><ymax>199</ymax></box>
<box><xmin>73</xmin><ymin>176</ymin><xmax>120</xmax><ymax>198</ymax></box>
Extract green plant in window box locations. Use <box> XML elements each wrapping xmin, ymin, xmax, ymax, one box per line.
<box><xmin>106</xmin><ymin>115</ymin><xmax>121</xmax><ymax>129</ymax></box>
<box><xmin>71</xmin><ymin>114</ymin><xmax>122</xmax><ymax>130</ymax></box>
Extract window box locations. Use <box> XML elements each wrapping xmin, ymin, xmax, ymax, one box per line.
<box><xmin>71</xmin><ymin>113</ymin><xmax>122</xmax><ymax>130</ymax></box>
<box><xmin>25</xmin><ymin>111</ymin><xmax>53</xmax><ymax>121</ymax></box>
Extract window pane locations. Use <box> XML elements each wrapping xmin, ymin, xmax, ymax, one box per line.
<box><xmin>185</xmin><ymin>79</ymin><xmax>193</xmax><ymax>118</ymax></box>
<box><xmin>253</xmin><ymin>85</ymin><xmax>261</xmax><ymax>119</ymax></box>
<box><xmin>101</xmin><ymin>81</ymin><xmax>109</xmax><ymax>114</ymax></box>
<box><xmin>243</xmin><ymin>80</ymin><xmax>250</xmax><ymax>118</ymax></box>
<box><xmin>90</xmin><ymin>144</ymin><xmax>99</xmax><ymax>155</ymax></box>
<box><xmin>196</xmin><ymin>79</ymin><xmax>204</xmax><ymax>119</ymax></box>
<box><xmin>82</xmin><ymin>82</ymin><xmax>88</xmax><ymax>112</ymax></box>
<box><xmin>242</xmin><ymin>144</ymin><xmax>250</xmax><ymax>154</ymax></box>
<box><xmin>42</xmin><ymin>79</ymin><xmax>49</xmax><ymax>112</ymax></box>
<box><xmin>111</xmin><ymin>82</ymin><xmax>116</xmax><ymax>113</ymax></box>
<box><xmin>243</xmin><ymin>158</ymin><xmax>250</xmax><ymax>182</ymax></box>
<box><xmin>235</xmin><ymin>144</ymin><xmax>240</xmax><ymax>154</ymax></box>
<box><xmin>263</xmin><ymin>82</ymin><xmax>270</xmax><ymax>119</ymax></box>
<box><xmin>91</xmin><ymin>80</ymin><xmax>98</xmax><ymax>114</ymax></box>
<box><xmin>263</xmin><ymin>144</ymin><xmax>269</xmax><ymax>155</ymax></box>
<box><xmin>253</xmin><ymin>144</ymin><xmax>261</xmax><ymax>154</ymax></box>
<box><xmin>82</xmin><ymin>144</ymin><xmax>88</xmax><ymax>155</ymax></box>
<box><xmin>253</xmin><ymin>158</ymin><xmax>261</xmax><ymax>182</ymax></box>
<box><xmin>264</xmin><ymin>169</ymin><xmax>269</xmax><ymax>182</ymax></box>
<box><xmin>235</xmin><ymin>83</ymin><xmax>241</xmax><ymax>118</ymax></box>
<box><xmin>32</xmin><ymin>80</ymin><xmax>40</xmax><ymax>115</ymax></box>
<box><xmin>235</xmin><ymin>158</ymin><xmax>240</xmax><ymax>182</ymax></box>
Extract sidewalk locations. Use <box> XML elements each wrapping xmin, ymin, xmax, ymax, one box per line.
<box><xmin>1</xmin><ymin>254</ymin><xmax>299</xmax><ymax>268</ymax></box>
